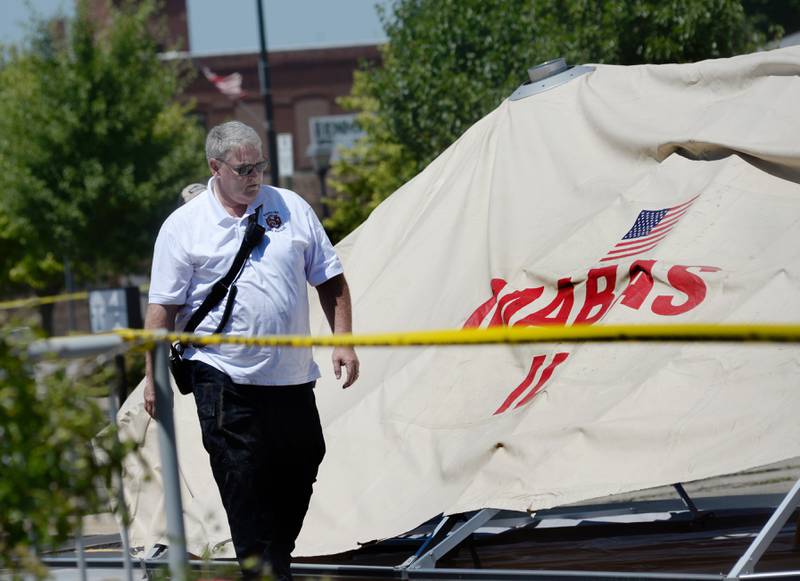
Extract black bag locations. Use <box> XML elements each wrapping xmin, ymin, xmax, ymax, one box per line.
<box><xmin>170</xmin><ymin>342</ymin><xmax>195</xmax><ymax>395</ymax></box>
<box><xmin>170</xmin><ymin>206</ymin><xmax>266</xmax><ymax>395</ymax></box>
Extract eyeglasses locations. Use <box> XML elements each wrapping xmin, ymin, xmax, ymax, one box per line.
<box><xmin>216</xmin><ymin>158</ymin><xmax>269</xmax><ymax>177</ymax></box>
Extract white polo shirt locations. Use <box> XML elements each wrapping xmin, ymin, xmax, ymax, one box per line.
<box><xmin>148</xmin><ymin>179</ymin><xmax>343</xmax><ymax>385</ymax></box>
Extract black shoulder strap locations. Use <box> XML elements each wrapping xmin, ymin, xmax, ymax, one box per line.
<box><xmin>183</xmin><ymin>205</ymin><xmax>266</xmax><ymax>335</ymax></box>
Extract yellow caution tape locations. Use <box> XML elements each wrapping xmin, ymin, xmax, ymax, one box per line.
<box><xmin>0</xmin><ymin>285</ymin><xmax>150</xmax><ymax>311</ymax></box>
<box><xmin>113</xmin><ymin>323</ymin><xmax>800</xmax><ymax>348</ymax></box>
<box><xmin>0</xmin><ymin>291</ymin><xmax>89</xmax><ymax>310</ymax></box>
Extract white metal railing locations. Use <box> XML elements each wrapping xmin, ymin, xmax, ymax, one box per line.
<box><xmin>29</xmin><ymin>332</ymin><xmax>186</xmax><ymax>581</ymax></box>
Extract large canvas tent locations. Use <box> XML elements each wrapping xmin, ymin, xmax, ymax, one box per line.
<box><xmin>118</xmin><ymin>46</ymin><xmax>800</xmax><ymax>559</ymax></box>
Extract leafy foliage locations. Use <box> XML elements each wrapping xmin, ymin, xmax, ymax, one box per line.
<box><xmin>324</xmin><ymin>82</ymin><xmax>417</xmax><ymax>243</ymax></box>
<box><xmin>742</xmin><ymin>0</ymin><xmax>800</xmax><ymax>40</ymax></box>
<box><xmin>325</xmin><ymin>0</ymin><xmax>783</xmax><ymax>240</ymax></box>
<box><xmin>0</xmin><ymin>0</ymin><xmax>207</xmax><ymax>295</ymax></box>
<box><xmin>0</xmin><ymin>322</ymin><xmax>132</xmax><ymax>574</ymax></box>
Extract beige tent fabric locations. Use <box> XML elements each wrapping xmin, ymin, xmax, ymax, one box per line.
<box><xmin>120</xmin><ymin>46</ymin><xmax>800</xmax><ymax>558</ymax></box>
<box><xmin>118</xmin><ymin>380</ymin><xmax>231</xmax><ymax>556</ymax></box>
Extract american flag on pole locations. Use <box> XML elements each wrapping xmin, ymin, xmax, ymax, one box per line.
<box><xmin>600</xmin><ymin>195</ymin><xmax>699</xmax><ymax>262</ymax></box>
<box><xmin>202</xmin><ymin>67</ymin><xmax>246</xmax><ymax>100</ymax></box>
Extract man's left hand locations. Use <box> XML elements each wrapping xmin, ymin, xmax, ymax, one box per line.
<box><xmin>332</xmin><ymin>346</ymin><xmax>359</xmax><ymax>388</ymax></box>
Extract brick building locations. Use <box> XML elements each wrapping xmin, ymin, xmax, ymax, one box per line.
<box><xmin>181</xmin><ymin>43</ymin><xmax>380</xmax><ymax>213</ymax></box>
<box><xmin>91</xmin><ymin>0</ymin><xmax>381</xmax><ymax>213</ymax></box>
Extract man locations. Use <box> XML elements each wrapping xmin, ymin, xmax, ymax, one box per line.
<box><xmin>144</xmin><ymin>121</ymin><xmax>359</xmax><ymax>580</ymax></box>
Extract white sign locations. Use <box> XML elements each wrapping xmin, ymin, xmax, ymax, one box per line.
<box><xmin>309</xmin><ymin>114</ymin><xmax>364</xmax><ymax>150</ymax></box>
<box><xmin>277</xmin><ymin>133</ymin><xmax>294</xmax><ymax>178</ymax></box>
<box><xmin>88</xmin><ymin>288</ymin><xmax>141</xmax><ymax>333</ymax></box>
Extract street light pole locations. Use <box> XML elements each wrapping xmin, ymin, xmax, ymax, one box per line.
<box><xmin>307</xmin><ymin>143</ymin><xmax>333</xmax><ymax>219</ymax></box>
<box><xmin>255</xmin><ymin>0</ymin><xmax>280</xmax><ymax>185</ymax></box>
<box><xmin>317</xmin><ymin>166</ymin><xmax>330</xmax><ymax>218</ymax></box>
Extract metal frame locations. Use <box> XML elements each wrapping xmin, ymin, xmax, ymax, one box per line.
<box><xmin>40</xmin><ymin>556</ymin><xmax>728</xmax><ymax>580</ymax></box>
<box><xmin>29</xmin><ymin>334</ymin><xmax>188</xmax><ymax>581</ymax></box>
<box><xmin>151</xmin><ymin>340</ymin><xmax>188</xmax><ymax>580</ymax></box>
<box><xmin>111</xmin><ymin>354</ymin><xmax>135</xmax><ymax>581</ymax></box>
<box><xmin>509</xmin><ymin>64</ymin><xmax>595</xmax><ymax>101</ymax></box>
<box><xmin>74</xmin><ymin>522</ymin><xmax>87</xmax><ymax>581</ymax></box>
<box><xmin>404</xmin><ymin>508</ymin><xmax>500</xmax><ymax>570</ymax></box>
<box><xmin>673</xmin><ymin>483</ymin><xmax>702</xmax><ymax>518</ymax></box>
<box><xmin>398</xmin><ymin>484</ymin><xmax>704</xmax><ymax>573</ymax></box>
<box><xmin>37</xmin><ymin>486</ymin><xmax>800</xmax><ymax>581</ymax></box>
<box><xmin>726</xmin><ymin>476</ymin><xmax>800</xmax><ymax>579</ymax></box>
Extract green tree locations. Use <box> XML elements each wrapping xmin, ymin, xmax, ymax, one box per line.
<box><xmin>742</xmin><ymin>0</ymin><xmax>800</xmax><ymax>40</ymax></box>
<box><xmin>0</xmin><ymin>323</ymin><xmax>131</xmax><ymax>574</ymax></box>
<box><xmin>0</xmin><ymin>0</ymin><xmax>207</xmax><ymax>296</ymax></box>
<box><xmin>326</xmin><ymin>0</ymin><xmax>781</xmax><ymax>240</ymax></box>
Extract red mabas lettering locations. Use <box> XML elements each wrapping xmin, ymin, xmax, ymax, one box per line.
<box><xmin>493</xmin><ymin>352</ymin><xmax>570</xmax><ymax>414</ymax></box>
<box><xmin>463</xmin><ymin>278</ymin><xmax>507</xmax><ymax>328</ymax></box>
<box><xmin>619</xmin><ymin>260</ymin><xmax>656</xmax><ymax>310</ymax></box>
<box><xmin>491</xmin><ymin>287</ymin><xmax>544</xmax><ymax>326</ymax></box>
<box><xmin>514</xmin><ymin>278</ymin><xmax>574</xmax><ymax>326</ymax></box>
<box><xmin>514</xmin><ymin>352</ymin><xmax>570</xmax><ymax>409</ymax></box>
<box><xmin>494</xmin><ymin>355</ymin><xmax>546</xmax><ymax>415</ymax></box>
<box><xmin>652</xmin><ymin>265</ymin><xmax>720</xmax><ymax>316</ymax></box>
<box><xmin>464</xmin><ymin>262</ymin><xmax>720</xmax><ymax>328</ymax></box>
<box><xmin>574</xmin><ymin>266</ymin><xmax>617</xmax><ymax>324</ymax></box>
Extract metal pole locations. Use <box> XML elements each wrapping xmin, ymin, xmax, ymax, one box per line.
<box><xmin>29</xmin><ymin>334</ymin><xmax>124</xmax><ymax>360</ymax></box>
<box><xmin>152</xmin><ymin>340</ymin><xmax>187</xmax><ymax>580</ymax></box>
<box><xmin>318</xmin><ymin>168</ymin><xmax>329</xmax><ymax>219</ymax></box>
<box><xmin>112</xmin><ymin>354</ymin><xmax>134</xmax><ymax>581</ymax></box>
<box><xmin>255</xmin><ymin>0</ymin><xmax>280</xmax><ymax>185</ymax></box>
<box><xmin>407</xmin><ymin>509</ymin><xmax>500</xmax><ymax>569</ymax></box>
<box><xmin>673</xmin><ymin>483</ymin><xmax>700</xmax><ymax>517</ymax></box>
<box><xmin>75</xmin><ymin>519</ymin><xmax>87</xmax><ymax>581</ymax></box>
<box><xmin>727</xmin><ymin>476</ymin><xmax>800</xmax><ymax>578</ymax></box>
<box><xmin>64</xmin><ymin>258</ymin><xmax>76</xmax><ymax>332</ymax></box>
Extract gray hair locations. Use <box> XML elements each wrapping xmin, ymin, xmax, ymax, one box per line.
<box><xmin>205</xmin><ymin>121</ymin><xmax>262</xmax><ymax>161</ymax></box>
<box><xmin>180</xmin><ymin>183</ymin><xmax>206</xmax><ymax>204</ymax></box>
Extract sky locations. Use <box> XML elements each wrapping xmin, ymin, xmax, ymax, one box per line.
<box><xmin>0</xmin><ymin>0</ymin><xmax>389</xmax><ymax>53</ymax></box>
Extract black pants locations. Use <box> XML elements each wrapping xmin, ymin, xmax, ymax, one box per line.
<box><xmin>190</xmin><ymin>360</ymin><xmax>325</xmax><ymax>581</ymax></box>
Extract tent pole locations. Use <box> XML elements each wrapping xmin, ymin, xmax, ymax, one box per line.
<box><xmin>673</xmin><ymin>483</ymin><xmax>701</xmax><ymax>517</ymax></box>
<box><xmin>726</xmin><ymin>476</ymin><xmax>800</xmax><ymax>579</ymax></box>
<box><xmin>406</xmin><ymin>508</ymin><xmax>499</xmax><ymax>570</ymax></box>
<box><xmin>399</xmin><ymin>515</ymin><xmax>451</xmax><ymax>568</ymax></box>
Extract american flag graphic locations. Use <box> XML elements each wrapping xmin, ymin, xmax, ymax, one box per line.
<box><xmin>600</xmin><ymin>195</ymin><xmax>699</xmax><ymax>262</ymax></box>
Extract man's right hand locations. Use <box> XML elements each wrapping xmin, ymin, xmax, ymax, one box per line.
<box><xmin>144</xmin><ymin>376</ymin><xmax>157</xmax><ymax>418</ymax></box>
<box><xmin>143</xmin><ymin>303</ymin><xmax>180</xmax><ymax>420</ymax></box>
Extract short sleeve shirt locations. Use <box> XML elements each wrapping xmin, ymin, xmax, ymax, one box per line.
<box><xmin>148</xmin><ymin>179</ymin><xmax>343</xmax><ymax>385</ymax></box>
